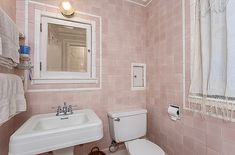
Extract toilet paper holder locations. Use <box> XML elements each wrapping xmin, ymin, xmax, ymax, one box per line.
<box><xmin>168</xmin><ymin>105</ymin><xmax>180</xmax><ymax>121</ymax></box>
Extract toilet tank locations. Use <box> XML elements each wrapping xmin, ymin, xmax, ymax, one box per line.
<box><xmin>108</xmin><ymin>109</ymin><xmax>147</xmax><ymax>143</ymax></box>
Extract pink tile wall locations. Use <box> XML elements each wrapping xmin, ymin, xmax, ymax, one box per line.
<box><xmin>146</xmin><ymin>1</ymin><xmax>235</xmax><ymax>155</ymax></box>
<box><xmin>14</xmin><ymin>0</ymin><xmax>147</xmax><ymax>155</ymax></box>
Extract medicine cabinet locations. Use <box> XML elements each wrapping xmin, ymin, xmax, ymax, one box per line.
<box><xmin>33</xmin><ymin>11</ymin><xmax>96</xmax><ymax>84</ymax></box>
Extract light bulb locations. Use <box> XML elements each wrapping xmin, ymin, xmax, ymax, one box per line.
<box><xmin>62</xmin><ymin>1</ymin><xmax>72</xmax><ymax>11</ymax></box>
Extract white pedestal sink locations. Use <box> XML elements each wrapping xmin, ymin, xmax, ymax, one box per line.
<box><xmin>9</xmin><ymin>109</ymin><xmax>103</xmax><ymax>155</ymax></box>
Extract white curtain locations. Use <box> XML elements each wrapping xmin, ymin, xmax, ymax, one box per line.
<box><xmin>189</xmin><ymin>0</ymin><xmax>235</xmax><ymax>116</ymax></box>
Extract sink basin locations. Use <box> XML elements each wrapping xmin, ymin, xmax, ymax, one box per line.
<box><xmin>9</xmin><ymin>109</ymin><xmax>103</xmax><ymax>155</ymax></box>
<box><xmin>33</xmin><ymin>113</ymin><xmax>89</xmax><ymax>131</ymax></box>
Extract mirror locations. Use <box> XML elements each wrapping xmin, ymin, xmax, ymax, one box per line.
<box><xmin>47</xmin><ymin>23</ymin><xmax>87</xmax><ymax>72</ymax></box>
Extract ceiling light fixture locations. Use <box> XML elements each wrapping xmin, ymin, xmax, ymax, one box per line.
<box><xmin>59</xmin><ymin>1</ymin><xmax>75</xmax><ymax>18</ymax></box>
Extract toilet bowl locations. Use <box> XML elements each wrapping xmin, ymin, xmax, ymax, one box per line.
<box><xmin>108</xmin><ymin>109</ymin><xmax>165</xmax><ymax>155</ymax></box>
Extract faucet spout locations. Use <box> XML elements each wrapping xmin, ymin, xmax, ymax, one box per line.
<box><xmin>63</xmin><ymin>102</ymin><xmax>68</xmax><ymax>115</ymax></box>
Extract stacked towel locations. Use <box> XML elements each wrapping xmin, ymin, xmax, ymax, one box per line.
<box><xmin>0</xmin><ymin>36</ymin><xmax>17</xmax><ymax>69</ymax></box>
<box><xmin>0</xmin><ymin>8</ymin><xmax>19</xmax><ymax>68</ymax></box>
<box><xmin>0</xmin><ymin>56</ymin><xmax>17</xmax><ymax>69</ymax></box>
<box><xmin>0</xmin><ymin>73</ymin><xmax>26</xmax><ymax>125</ymax></box>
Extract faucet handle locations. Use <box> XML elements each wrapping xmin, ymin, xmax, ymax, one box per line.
<box><xmin>68</xmin><ymin>105</ymin><xmax>73</xmax><ymax>114</ymax></box>
<box><xmin>56</xmin><ymin>105</ymin><xmax>62</xmax><ymax>116</ymax></box>
<box><xmin>57</xmin><ymin>105</ymin><xmax>61</xmax><ymax>110</ymax></box>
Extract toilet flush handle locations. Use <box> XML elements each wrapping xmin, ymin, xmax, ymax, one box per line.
<box><xmin>113</xmin><ymin>118</ymin><xmax>120</xmax><ymax>122</ymax></box>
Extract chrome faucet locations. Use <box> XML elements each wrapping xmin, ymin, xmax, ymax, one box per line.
<box><xmin>56</xmin><ymin>102</ymin><xmax>73</xmax><ymax>116</ymax></box>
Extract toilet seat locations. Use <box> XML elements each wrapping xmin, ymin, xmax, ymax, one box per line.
<box><xmin>125</xmin><ymin>139</ymin><xmax>165</xmax><ymax>155</ymax></box>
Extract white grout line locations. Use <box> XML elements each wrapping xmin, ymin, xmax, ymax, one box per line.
<box><xmin>145</xmin><ymin>0</ymin><xmax>153</xmax><ymax>7</ymax></box>
<box><xmin>125</xmin><ymin>0</ymin><xmax>153</xmax><ymax>7</ymax></box>
<box><xmin>27</xmin><ymin>87</ymin><xmax>102</xmax><ymax>93</ymax></box>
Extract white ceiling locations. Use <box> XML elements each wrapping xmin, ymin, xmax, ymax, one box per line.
<box><xmin>126</xmin><ymin>0</ymin><xmax>152</xmax><ymax>7</ymax></box>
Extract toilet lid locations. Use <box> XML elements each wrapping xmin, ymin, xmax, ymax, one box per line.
<box><xmin>125</xmin><ymin>139</ymin><xmax>165</xmax><ymax>155</ymax></box>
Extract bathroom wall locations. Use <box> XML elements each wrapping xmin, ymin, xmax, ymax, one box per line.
<box><xmin>146</xmin><ymin>1</ymin><xmax>235</xmax><ymax>155</ymax></box>
<box><xmin>14</xmin><ymin>0</ymin><xmax>147</xmax><ymax>154</ymax></box>
<box><xmin>0</xmin><ymin>1</ymin><xmax>19</xmax><ymax>155</ymax></box>
<box><xmin>0</xmin><ymin>0</ymin><xmax>16</xmax><ymax>21</ymax></box>
<box><xmin>3</xmin><ymin>1</ymin><xmax>235</xmax><ymax>155</ymax></box>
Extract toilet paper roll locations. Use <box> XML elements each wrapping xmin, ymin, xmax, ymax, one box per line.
<box><xmin>168</xmin><ymin>106</ymin><xmax>179</xmax><ymax>121</ymax></box>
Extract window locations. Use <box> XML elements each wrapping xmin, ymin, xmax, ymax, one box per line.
<box><xmin>188</xmin><ymin>0</ymin><xmax>235</xmax><ymax>121</ymax></box>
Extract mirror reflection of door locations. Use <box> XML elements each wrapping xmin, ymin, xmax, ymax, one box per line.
<box><xmin>66</xmin><ymin>45</ymin><xmax>87</xmax><ymax>72</ymax></box>
<box><xmin>47</xmin><ymin>23</ymin><xmax>88</xmax><ymax>72</ymax></box>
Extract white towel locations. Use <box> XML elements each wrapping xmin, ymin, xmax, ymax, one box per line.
<box><xmin>0</xmin><ymin>56</ymin><xmax>17</xmax><ymax>69</ymax></box>
<box><xmin>0</xmin><ymin>73</ymin><xmax>26</xmax><ymax>125</ymax></box>
<box><xmin>0</xmin><ymin>8</ymin><xmax>19</xmax><ymax>65</ymax></box>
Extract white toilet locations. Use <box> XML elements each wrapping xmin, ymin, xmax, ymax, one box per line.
<box><xmin>108</xmin><ymin>109</ymin><xmax>165</xmax><ymax>155</ymax></box>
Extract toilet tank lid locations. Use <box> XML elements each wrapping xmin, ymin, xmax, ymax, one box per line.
<box><xmin>108</xmin><ymin>109</ymin><xmax>147</xmax><ymax>118</ymax></box>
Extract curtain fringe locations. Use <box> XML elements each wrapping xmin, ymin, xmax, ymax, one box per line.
<box><xmin>187</xmin><ymin>96</ymin><xmax>235</xmax><ymax>122</ymax></box>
